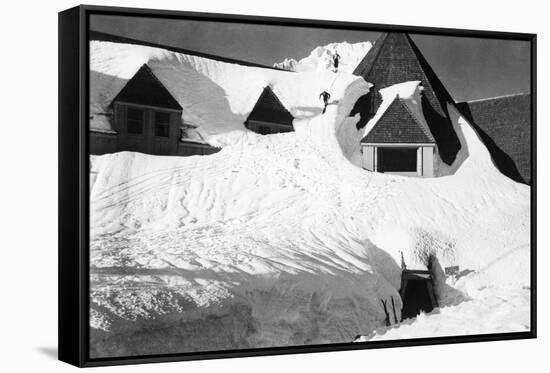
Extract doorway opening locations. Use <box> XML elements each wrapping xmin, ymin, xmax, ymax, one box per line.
<box><xmin>399</xmin><ymin>269</ymin><xmax>438</xmax><ymax>321</ymax></box>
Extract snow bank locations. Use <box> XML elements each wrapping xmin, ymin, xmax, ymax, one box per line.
<box><xmin>89</xmin><ymin>42</ymin><xmax>530</xmax><ymax>357</ymax></box>
<box><xmin>274</xmin><ymin>41</ymin><xmax>373</xmax><ymax>73</ymax></box>
<box><xmin>90</xmin><ymin>41</ymin><xmax>362</xmax><ymax>146</ymax></box>
<box><xmin>355</xmin><ymin>243</ymin><xmax>530</xmax><ymax>342</ymax></box>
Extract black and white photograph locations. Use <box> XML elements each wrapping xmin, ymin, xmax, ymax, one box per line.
<box><xmin>84</xmin><ymin>9</ymin><xmax>534</xmax><ymax>360</ymax></box>
<box><xmin>3</xmin><ymin>0</ymin><xmax>550</xmax><ymax>371</ymax></box>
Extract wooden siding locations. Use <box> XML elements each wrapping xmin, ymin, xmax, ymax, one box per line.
<box><xmin>90</xmin><ymin>130</ymin><xmax>221</xmax><ymax>157</ymax></box>
<box><xmin>246</xmin><ymin>119</ymin><xmax>293</xmax><ymax>135</ymax></box>
<box><xmin>90</xmin><ymin>132</ymin><xmax>117</xmax><ymax>155</ymax></box>
<box><xmin>114</xmin><ymin>103</ymin><xmax>181</xmax><ymax>155</ymax></box>
<box><xmin>90</xmin><ymin>102</ymin><xmax>221</xmax><ymax>157</ymax></box>
<box><xmin>176</xmin><ymin>141</ymin><xmax>221</xmax><ymax>156</ymax></box>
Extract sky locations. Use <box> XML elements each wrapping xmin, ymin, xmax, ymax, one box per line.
<box><xmin>90</xmin><ymin>15</ymin><xmax>531</xmax><ymax>102</ymax></box>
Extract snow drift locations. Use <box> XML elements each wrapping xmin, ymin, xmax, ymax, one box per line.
<box><xmin>90</xmin><ymin>41</ymin><xmax>362</xmax><ymax>146</ymax></box>
<box><xmin>89</xmin><ymin>40</ymin><xmax>530</xmax><ymax>357</ymax></box>
<box><xmin>274</xmin><ymin>41</ymin><xmax>373</xmax><ymax>73</ymax></box>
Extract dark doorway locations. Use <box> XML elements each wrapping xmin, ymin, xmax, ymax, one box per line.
<box><xmin>400</xmin><ymin>270</ymin><xmax>438</xmax><ymax>320</ymax></box>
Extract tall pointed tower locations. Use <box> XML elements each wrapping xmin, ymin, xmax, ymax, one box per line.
<box><xmin>354</xmin><ymin>33</ymin><xmax>461</xmax><ymax>165</ymax></box>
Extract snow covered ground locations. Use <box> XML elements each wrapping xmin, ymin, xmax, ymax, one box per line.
<box><xmin>89</xmin><ymin>41</ymin><xmax>530</xmax><ymax>358</ymax></box>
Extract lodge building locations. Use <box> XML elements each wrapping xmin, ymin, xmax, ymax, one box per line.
<box><xmin>89</xmin><ymin>32</ymin><xmax>531</xmax><ymax>184</ymax></box>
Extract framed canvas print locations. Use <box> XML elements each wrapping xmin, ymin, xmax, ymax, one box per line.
<box><xmin>58</xmin><ymin>4</ymin><xmax>536</xmax><ymax>367</ymax></box>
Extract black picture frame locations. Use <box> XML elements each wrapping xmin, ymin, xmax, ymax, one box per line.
<box><xmin>58</xmin><ymin>4</ymin><xmax>537</xmax><ymax>368</ymax></box>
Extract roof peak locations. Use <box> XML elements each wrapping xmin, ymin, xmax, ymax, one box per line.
<box><xmin>245</xmin><ymin>85</ymin><xmax>294</xmax><ymax>126</ymax></box>
<box><xmin>353</xmin><ymin>31</ymin><xmax>454</xmax><ymax>115</ymax></box>
<box><xmin>110</xmin><ymin>63</ymin><xmax>182</xmax><ymax>110</ymax></box>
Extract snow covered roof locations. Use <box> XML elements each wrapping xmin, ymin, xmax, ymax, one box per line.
<box><xmin>90</xmin><ymin>40</ymin><xmax>364</xmax><ymax>147</ymax></box>
<box><xmin>90</xmin><ymin>31</ymin><xmax>277</xmax><ymax>70</ymax></box>
<box><xmin>362</xmin><ymin>95</ymin><xmax>436</xmax><ymax>144</ymax></box>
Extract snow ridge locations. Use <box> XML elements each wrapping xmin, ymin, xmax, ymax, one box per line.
<box><xmin>274</xmin><ymin>41</ymin><xmax>373</xmax><ymax>73</ymax></box>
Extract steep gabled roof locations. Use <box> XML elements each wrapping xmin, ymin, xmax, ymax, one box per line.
<box><xmin>361</xmin><ymin>96</ymin><xmax>436</xmax><ymax>144</ymax></box>
<box><xmin>111</xmin><ymin>64</ymin><xmax>183</xmax><ymax>110</ymax></box>
<box><xmin>245</xmin><ymin>86</ymin><xmax>294</xmax><ymax>126</ymax></box>
<box><xmin>456</xmin><ymin>93</ymin><xmax>531</xmax><ymax>184</ymax></box>
<box><xmin>353</xmin><ymin>32</ymin><xmax>454</xmax><ymax>118</ymax></box>
<box><xmin>354</xmin><ymin>33</ymin><xmax>461</xmax><ymax>163</ymax></box>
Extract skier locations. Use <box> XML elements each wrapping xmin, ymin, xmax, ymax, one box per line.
<box><xmin>332</xmin><ymin>50</ymin><xmax>341</xmax><ymax>73</ymax></box>
<box><xmin>319</xmin><ymin>91</ymin><xmax>331</xmax><ymax>114</ymax></box>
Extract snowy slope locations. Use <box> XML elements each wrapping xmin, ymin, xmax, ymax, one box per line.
<box><xmin>355</xmin><ymin>243</ymin><xmax>530</xmax><ymax>341</ymax></box>
<box><xmin>89</xmin><ymin>41</ymin><xmax>530</xmax><ymax>358</ymax></box>
<box><xmin>90</xmin><ymin>41</ymin><xmax>361</xmax><ymax>146</ymax></box>
<box><xmin>274</xmin><ymin>41</ymin><xmax>373</xmax><ymax>73</ymax></box>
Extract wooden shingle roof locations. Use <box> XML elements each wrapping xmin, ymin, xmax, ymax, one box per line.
<box><xmin>245</xmin><ymin>86</ymin><xmax>294</xmax><ymax>126</ymax></box>
<box><xmin>111</xmin><ymin>64</ymin><xmax>183</xmax><ymax>110</ymax></box>
<box><xmin>354</xmin><ymin>33</ymin><xmax>454</xmax><ymax>117</ymax></box>
<box><xmin>456</xmin><ymin>93</ymin><xmax>531</xmax><ymax>184</ymax></box>
<box><xmin>354</xmin><ymin>33</ymin><xmax>460</xmax><ymax>163</ymax></box>
<box><xmin>362</xmin><ymin>97</ymin><xmax>436</xmax><ymax>144</ymax></box>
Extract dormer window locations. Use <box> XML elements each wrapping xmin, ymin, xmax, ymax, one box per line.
<box><xmin>245</xmin><ymin>86</ymin><xmax>294</xmax><ymax>135</ymax></box>
<box><xmin>360</xmin><ymin>97</ymin><xmax>436</xmax><ymax>177</ymax></box>
<box><xmin>110</xmin><ymin>64</ymin><xmax>183</xmax><ymax>155</ymax></box>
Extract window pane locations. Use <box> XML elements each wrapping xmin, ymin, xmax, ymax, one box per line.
<box><xmin>155</xmin><ymin>124</ymin><xmax>169</xmax><ymax>137</ymax></box>
<box><xmin>377</xmin><ymin>147</ymin><xmax>417</xmax><ymax>172</ymax></box>
<box><xmin>155</xmin><ymin>111</ymin><xmax>170</xmax><ymax>137</ymax></box>
<box><xmin>127</xmin><ymin>108</ymin><xmax>143</xmax><ymax>134</ymax></box>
